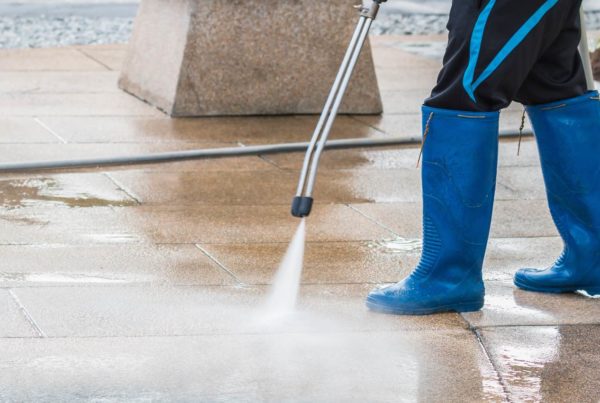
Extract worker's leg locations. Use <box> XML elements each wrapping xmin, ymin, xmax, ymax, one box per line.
<box><xmin>513</xmin><ymin>9</ymin><xmax>600</xmax><ymax>295</ymax></box>
<box><xmin>366</xmin><ymin>107</ymin><xmax>499</xmax><ymax>315</ymax></box>
<box><xmin>514</xmin><ymin>3</ymin><xmax>588</xmax><ymax>105</ymax></box>
<box><xmin>514</xmin><ymin>92</ymin><xmax>600</xmax><ymax>296</ymax></box>
<box><xmin>367</xmin><ymin>0</ymin><xmax>586</xmax><ymax>315</ymax></box>
<box><xmin>426</xmin><ymin>0</ymin><xmax>585</xmax><ymax>111</ymax></box>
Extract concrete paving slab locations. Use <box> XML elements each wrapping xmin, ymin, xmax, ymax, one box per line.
<box><xmin>498</xmin><ymin>138</ymin><xmax>540</xmax><ymax>168</ymax></box>
<box><xmin>0</xmin><ymin>289</ymin><xmax>39</xmax><ymax>337</ymax></box>
<box><xmin>0</xmin><ymin>48</ymin><xmax>107</xmax><ymax>71</ymax></box>
<box><xmin>201</xmin><ymin>236</ymin><xmax>566</xmax><ymax>287</ymax></box>
<box><xmin>463</xmin><ymin>281</ymin><xmax>600</xmax><ymax>328</ymax></box>
<box><xmin>0</xmin><ymin>117</ymin><xmax>59</xmax><ymax>143</ymax></box>
<box><xmin>501</xmin><ymin>109</ymin><xmax>534</xmax><ymax>132</ymax></box>
<box><xmin>484</xmin><ymin>237</ymin><xmax>563</xmax><ymax>282</ymax></box>
<box><xmin>490</xmin><ymin>200</ymin><xmax>557</xmax><ymax>238</ymax></box>
<box><xmin>479</xmin><ymin>325</ymin><xmax>600</xmax><ymax>402</ymax></box>
<box><xmin>107</xmin><ymin>169</ymin><xmax>423</xmax><ymax>206</ymax></box>
<box><xmin>200</xmin><ymin>236</ymin><xmax>564</xmax><ymax>287</ymax></box>
<box><xmin>372</xmin><ymin>46</ymin><xmax>442</xmax><ymax>70</ymax></box>
<box><xmin>370</xmin><ymin>34</ymin><xmax>449</xmax><ymax>47</ymax></box>
<box><xmin>0</xmin><ymin>203</ymin><xmax>394</xmax><ymax>245</ymax></box>
<box><xmin>37</xmin><ymin>115</ymin><xmax>381</xmax><ymax>144</ymax></box>
<box><xmin>497</xmin><ymin>166</ymin><xmax>547</xmax><ymax>201</ymax></box>
<box><xmin>73</xmin><ymin>44</ymin><xmax>129</xmax><ymax>51</ymax></box>
<box><xmin>350</xmin><ymin>199</ymin><xmax>558</xmax><ymax>239</ymax></box>
<box><xmin>0</xmin><ymin>173</ymin><xmax>135</xmax><ymax>210</ymax></box>
<box><xmin>11</xmin><ymin>283</ymin><xmax>469</xmax><ymax>337</ymax></box>
<box><xmin>0</xmin><ymin>71</ymin><xmax>120</xmax><ymax>93</ymax></box>
<box><xmin>375</xmin><ymin>66</ymin><xmax>441</xmax><ymax>91</ymax></box>
<box><xmin>200</xmin><ymin>241</ymin><xmax>417</xmax><ymax>286</ymax></box>
<box><xmin>108</xmin><ymin>170</ymin><xmax>298</xmax><ymax>206</ymax></box>
<box><xmin>349</xmin><ymin>202</ymin><xmax>422</xmax><ymax>238</ymax></box>
<box><xmin>0</xmin><ymin>244</ymin><xmax>236</xmax><ymax>287</ymax></box>
<box><xmin>380</xmin><ymin>89</ymin><xmax>432</xmax><ymax>115</ymax></box>
<box><xmin>0</xmin><ymin>92</ymin><xmax>164</xmax><ymax>117</ymax></box>
<box><xmin>123</xmin><ymin>204</ymin><xmax>396</xmax><ymax>244</ymax></box>
<box><xmin>0</xmin><ymin>329</ymin><xmax>505</xmax><ymax>402</ymax></box>
<box><xmin>351</xmin><ymin>113</ymin><xmax>423</xmax><ymax>140</ymax></box>
<box><xmin>77</xmin><ymin>46</ymin><xmax>127</xmax><ymax>71</ymax></box>
<box><xmin>0</xmin><ymin>206</ymin><xmax>146</xmax><ymax>245</ymax></box>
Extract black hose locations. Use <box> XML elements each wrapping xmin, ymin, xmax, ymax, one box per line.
<box><xmin>0</xmin><ymin>129</ymin><xmax>532</xmax><ymax>173</ymax></box>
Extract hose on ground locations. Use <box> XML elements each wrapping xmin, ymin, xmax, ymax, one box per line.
<box><xmin>0</xmin><ymin>129</ymin><xmax>532</xmax><ymax>173</ymax></box>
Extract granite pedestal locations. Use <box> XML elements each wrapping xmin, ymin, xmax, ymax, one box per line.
<box><xmin>119</xmin><ymin>0</ymin><xmax>383</xmax><ymax>116</ymax></box>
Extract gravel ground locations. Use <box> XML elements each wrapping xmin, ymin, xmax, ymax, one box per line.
<box><xmin>0</xmin><ymin>16</ymin><xmax>133</xmax><ymax>48</ymax></box>
<box><xmin>372</xmin><ymin>11</ymin><xmax>600</xmax><ymax>35</ymax></box>
<box><xmin>0</xmin><ymin>9</ymin><xmax>599</xmax><ymax>49</ymax></box>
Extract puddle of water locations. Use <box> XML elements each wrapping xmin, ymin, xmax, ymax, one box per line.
<box><xmin>0</xmin><ymin>177</ymin><xmax>136</xmax><ymax>210</ymax></box>
<box><xmin>497</xmin><ymin>327</ymin><xmax>560</xmax><ymax>401</ymax></box>
<box><xmin>483</xmin><ymin>293</ymin><xmax>555</xmax><ymax>322</ymax></box>
<box><xmin>84</xmin><ymin>233</ymin><xmax>143</xmax><ymax>244</ymax></box>
<box><xmin>369</xmin><ymin>237</ymin><xmax>423</xmax><ymax>254</ymax></box>
<box><xmin>0</xmin><ymin>213</ymin><xmax>47</xmax><ymax>225</ymax></box>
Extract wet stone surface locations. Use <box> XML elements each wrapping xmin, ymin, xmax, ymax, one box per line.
<box><xmin>0</xmin><ymin>38</ymin><xmax>599</xmax><ymax>401</ymax></box>
<box><xmin>0</xmin><ymin>329</ymin><xmax>506</xmax><ymax>402</ymax></box>
<box><xmin>479</xmin><ymin>325</ymin><xmax>600</xmax><ymax>402</ymax></box>
<box><xmin>0</xmin><ymin>175</ymin><xmax>136</xmax><ymax>210</ymax></box>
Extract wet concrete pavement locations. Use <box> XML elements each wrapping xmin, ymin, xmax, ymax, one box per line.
<box><xmin>1</xmin><ymin>34</ymin><xmax>600</xmax><ymax>401</ymax></box>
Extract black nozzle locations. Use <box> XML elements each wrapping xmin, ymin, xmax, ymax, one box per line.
<box><xmin>291</xmin><ymin>196</ymin><xmax>314</xmax><ymax>218</ymax></box>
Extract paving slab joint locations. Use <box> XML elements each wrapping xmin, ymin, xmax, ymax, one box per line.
<box><xmin>8</xmin><ymin>289</ymin><xmax>47</xmax><ymax>338</ymax></box>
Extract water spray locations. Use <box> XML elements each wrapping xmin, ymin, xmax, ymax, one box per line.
<box><xmin>291</xmin><ymin>0</ymin><xmax>387</xmax><ymax>218</ymax></box>
<box><xmin>263</xmin><ymin>1</ymin><xmax>388</xmax><ymax>318</ymax></box>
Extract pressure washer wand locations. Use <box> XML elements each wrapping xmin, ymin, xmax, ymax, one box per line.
<box><xmin>291</xmin><ymin>0</ymin><xmax>386</xmax><ymax>218</ymax></box>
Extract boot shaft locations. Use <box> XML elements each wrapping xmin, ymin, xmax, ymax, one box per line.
<box><xmin>527</xmin><ymin>91</ymin><xmax>600</xmax><ymax>233</ymax></box>
<box><xmin>421</xmin><ymin>106</ymin><xmax>499</xmax><ymax>247</ymax></box>
<box><xmin>527</xmin><ymin>91</ymin><xmax>600</xmax><ymax>260</ymax></box>
<box><xmin>527</xmin><ymin>91</ymin><xmax>600</xmax><ymax>196</ymax></box>
<box><xmin>417</xmin><ymin>106</ymin><xmax>499</xmax><ymax>280</ymax></box>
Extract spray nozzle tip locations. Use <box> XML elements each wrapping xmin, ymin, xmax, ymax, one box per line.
<box><xmin>291</xmin><ymin>196</ymin><xmax>314</xmax><ymax>218</ymax></box>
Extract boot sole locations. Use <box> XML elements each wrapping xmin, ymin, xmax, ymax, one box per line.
<box><xmin>514</xmin><ymin>278</ymin><xmax>600</xmax><ymax>296</ymax></box>
<box><xmin>365</xmin><ymin>298</ymin><xmax>484</xmax><ymax>316</ymax></box>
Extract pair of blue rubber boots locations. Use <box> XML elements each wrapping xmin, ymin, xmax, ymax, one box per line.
<box><xmin>366</xmin><ymin>91</ymin><xmax>600</xmax><ymax>315</ymax></box>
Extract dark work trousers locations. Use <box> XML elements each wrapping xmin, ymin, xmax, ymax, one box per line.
<box><xmin>425</xmin><ymin>0</ymin><xmax>589</xmax><ymax>111</ymax></box>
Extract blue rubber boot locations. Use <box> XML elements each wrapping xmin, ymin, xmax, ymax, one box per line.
<box><xmin>366</xmin><ymin>106</ymin><xmax>499</xmax><ymax>315</ymax></box>
<box><xmin>514</xmin><ymin>91</ymin><xmax>600</xmax><ymax>296</ymax></box>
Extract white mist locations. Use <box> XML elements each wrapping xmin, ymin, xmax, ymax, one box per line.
<box><xmin>264</xmin><ymin>218</ymin><xmax>307</xmax><ymax>317</ymax></box>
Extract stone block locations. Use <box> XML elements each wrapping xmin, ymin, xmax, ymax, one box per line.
<box><xmin>119</xmin><ymin>0</ymin><xmax>383</xmax><ymax>116</ymax></box>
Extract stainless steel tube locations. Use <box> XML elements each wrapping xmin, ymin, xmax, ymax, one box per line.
<box><xmin>303</xmin><ymin>17</ymin><xmax>374</xmax><ymax>197</ymax></box>
<box><xmin>295</xmin><ymin>16</ymin><xmax>367</xmax><ymax>196</ymax></box>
